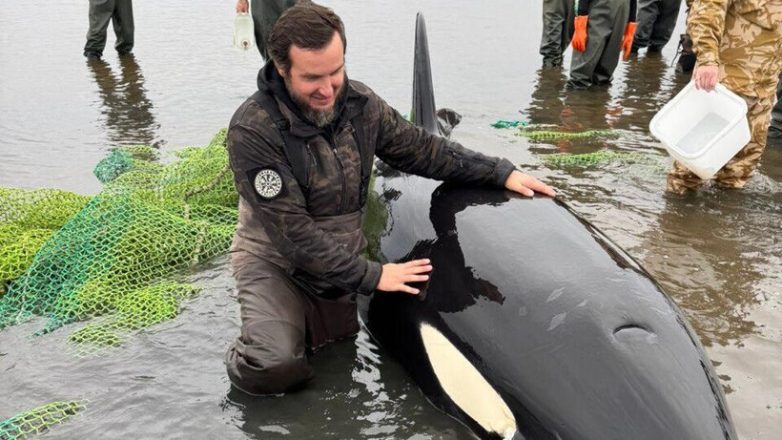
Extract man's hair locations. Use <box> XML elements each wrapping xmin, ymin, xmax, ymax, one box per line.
<box><xmin>268</xmin><ymin>1</ymin><xmax>347</xmax><ymax>74</ymax></box>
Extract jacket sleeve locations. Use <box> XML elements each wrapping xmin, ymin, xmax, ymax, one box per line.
<box><xmin>372</xmin><ymin>95</ymin><xmax>516</xmax><ymax>187</ymax></box>
<box><xmin>227</xmin><ymin>120</ymin><xmax>382</xmax><ymax>295</ymax></box>
<box><xmin>577</xmin><ymin>0</ymin><xmax>591</xmax><ymax>16</ymax></box>
<box><xmin>687</xmin><ymin>0</ymin><xmax>729</xmax><ymax>66</ymax></box>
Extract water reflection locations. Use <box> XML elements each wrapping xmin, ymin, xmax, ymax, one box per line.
<box><xmin>422</xmin><ymin>184</ymin><xmax>505</xmax><ymax>311</ymax></box>
<box><xmin>641</xmin><ymin>192</ymin><xmax>767</xmax><ymax>346</ymax></box>
<box><xmin>522</xmin><ymin>67</ymin><xmax>618</xmax><ymax>153</ymax></box>
<box><xmin>523</xmin><ymin>67</ymin><xmax>571</xmax><ymax>128</ymax></box>
<box><xmin>222</xmin><ymin>340</ymin><xmax>361</xmax><ymax>438</ymax></box>
<box><xmin>87</xmin><ymin>54</ymin><xmax>159</xmax><ymax>147</ymax></box>
<box><xmin>221</xmin><ymin>332</ymin><xmax>467</xmax><ymax>439</ymax></box>
<box><xmin>561</xmin><ymin>84</ymin><xmax>618</xmax><ymax>131</ymax></box>
<box><xmin>613</xmin><ymin>54</ymin><xmax>670</xmax><ymax>131</ymax></box>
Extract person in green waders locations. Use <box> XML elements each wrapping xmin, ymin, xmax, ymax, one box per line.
<box><xmin>567</xmin><ymin>0</ymin><xmax>638</xmax><ymax>89</ymax></box>
<box><xmin>630</xmin><ymin>0</ymin><xmax>683</xmax><ymax>54</ymax></box>
<box><xmin>84</xmin><ymin>0</ymin><xmax>134</xmax><ymax>60</ymax></box>
<box><xmin>539</xmin><ymin>0</ymin><xmax>575</xmax><ymax>68</ymax></box>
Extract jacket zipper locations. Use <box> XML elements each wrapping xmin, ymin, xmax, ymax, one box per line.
<box><xmin>330</xmin><ymin>132</ymin><xmax>347</xmax><ymax>215</ymax></box>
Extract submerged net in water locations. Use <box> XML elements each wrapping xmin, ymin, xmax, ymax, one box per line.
<box><xmin>0</xmin><ymin>400</ymin><xmax>87</xmax><ymax>439</ymax></box>
<box><xmin>0</xmin><ymin>130</ymin><xmax>237</xmax><ymax>351</ymax></box>
<box><xmin>542</xmin><ymin>150</ymin><xmax>658</xmax><ymax>167</ymax></box>
<box><xmin>517</xmin><ymin>128</ymin><xmax>619</xmax><ymax>141</ymax></box>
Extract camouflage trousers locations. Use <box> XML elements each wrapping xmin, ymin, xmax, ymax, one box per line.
<box><xmin>667</xmin><ymin>93</ymin><xmax>774</xmax><ymax>193</ymax></box>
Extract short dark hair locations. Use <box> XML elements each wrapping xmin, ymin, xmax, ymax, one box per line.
<box><xmin>268</xmin><ymin>1</ymin><xmax>347</xmax><ymax>74</ymax></box>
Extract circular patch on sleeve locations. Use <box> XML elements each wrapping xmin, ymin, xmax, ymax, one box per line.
<box><xmin>253</xmin><ymin>168</ymin><xmax>283</xmax><ymax>199</ymax></box>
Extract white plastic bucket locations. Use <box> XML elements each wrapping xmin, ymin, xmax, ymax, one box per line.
<box><xmin>649</xmin><ymin>82</ymin><xmax>750</xmax><ymax>179</ymax></box>
<box><xmin>233</xmin><ymin>13</ymin><xmax>255</xmax><ymax>51</ymax></box>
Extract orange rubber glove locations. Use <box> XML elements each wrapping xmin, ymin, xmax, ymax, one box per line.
<box><xmin>572</xmin><ymin>16</ymin><xmax>589</xmax><ymax>53</ymax></box>
<box><xmin>621</xmin><ymin>22</ymin><xmax>638</xmax><ymax>60</ymax></box>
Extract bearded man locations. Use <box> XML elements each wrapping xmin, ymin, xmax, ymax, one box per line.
<box><xmin>224</xmin><ymin>1</ymin><xmax>555</xmax><ymax>395</ymax></box>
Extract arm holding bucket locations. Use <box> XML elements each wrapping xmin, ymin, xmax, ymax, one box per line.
<box><xmin>687</xmin><ymin>0</ymin><xmax>728</xmax><ymax>91</ymax></box>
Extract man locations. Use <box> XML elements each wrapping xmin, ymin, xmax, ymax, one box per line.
<box><xmin>225</xmin><ymin>2</ymin><xmax>555</xmax><ymax>395</ymax></box>
<box><xmin>539</xmin><ymin>0</ymin><xmax>575</xmax><ymax>68</ymax></box>
<box><xmin>667</xmin><ymin>0</ymin><xmax>782</xmax><ymax>193</ymax></box>
<box><xmin>235</xmin><ymin>0</ymin><xmax>297</xmax><ymax>60</ymax></box>
<box><xmin>84</xmin><ymin>0</ymin><xmax>134</xmax><ymax>60</ymax></box>
<box><xmin>631</xmin><ymin>0</ymin><xmax>683</xmax><ymax>54</ymax></box>
<box><xmin>568</xmin><ymin>0</ymin><xmax>638</xmax><ymax>89</ymax></box>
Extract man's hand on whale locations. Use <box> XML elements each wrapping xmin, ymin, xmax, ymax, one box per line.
<box><xmin>504</xmin><ymin>170</ymin><xmax>556</xmax><ymax>198</ymax></box>
<box><xmin>378</xmin><ymin>259</ymin><xmax>433</xmax><ymax>295</ymax></box>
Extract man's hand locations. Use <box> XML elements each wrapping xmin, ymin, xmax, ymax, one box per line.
<box><xmin>236</xmin><ymin>0</ymin><xmax>249</xmax><ymax>13</ymax></box>
<box><xmin>621</xmin><ymin>22</ymin><xmax>638</xmax><ymax>60</ymax></box>
<box><xmin>694</xmin><ymin>65</ymin><xmax>719</xmax><ymax>91</ymax></box>
<box><xmin>572</xmin><ymin>16</ymin><xmax>589</xmax><ymax>53</ymax></box>
<box><xmin>377</xmin><ymin>259</ymin><xmax>432</xmax><ymax>295</ymax></box>
<box><xmin>504</xmin><ymin>170</ymin><xmax>556</xmax><ymax>197</ymax></box>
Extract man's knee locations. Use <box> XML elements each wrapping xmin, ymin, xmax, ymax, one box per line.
<box><xmin>226</xmin><ymin>320</ymin><xmax>313</xmax><ymax>395</ymax></box>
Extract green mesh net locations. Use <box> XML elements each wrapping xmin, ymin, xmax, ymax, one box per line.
<box><xmin>1</xmin><ymin>189</ymin><xmax>91</xmax><ymax>296</ymax></box>
<box><xmin>542</xmin><ymin>151</ymin><xmax>657</xmax><ymax>167</ymax></box>
<box><xmin>0</xmin><ymin>400</ymin><xmax>87</xmax><ymax>439</ymax></box>
<box><xmin>68</xmin><ymin>282</ymin><xmax>198</xmax><ymax>356</ymax></box>
<box><xmin>0</xmin><ymin>130</ymin><xmax>237</xmax><ymax>350</ymax></box>
<box><xmin>517</xmin><ymin>128</ymin><xmax>619</xmax><ymax>141</ymax></box>
<box><xmin>490</xmin><ymin>119</ymin><xmax>529</xmax><ymax>129</ymax></box>
<box><xmin>93</xmin><ymin>145</ymin><xmax>159</xmax><ymax>184</ymax></box>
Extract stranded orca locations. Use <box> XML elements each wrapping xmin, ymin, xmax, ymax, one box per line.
<box><xmin>358</xmin><ymin>12</ymin><xmax>737</xmax><ymax>440</ymax></box>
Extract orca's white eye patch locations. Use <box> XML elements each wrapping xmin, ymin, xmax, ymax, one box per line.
<box><xmin>253</xmin><ymin>168</ymin><xmax>283</xmax><ymax>200</ymax></box>
<box><xmin>420</xmin><ymin>322</ymin><xmax>518</xmax><ymax>439</ymax></box>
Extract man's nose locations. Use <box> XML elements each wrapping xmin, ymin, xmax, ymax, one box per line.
<box><xmin>317</xmin><ymin>79</ymin><xmax>335</xmax><ymax>98</ymax></box>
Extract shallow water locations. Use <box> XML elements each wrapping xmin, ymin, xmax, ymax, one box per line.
<box><xmin>1</xmin><ymin>1</ymin><xmax>780</xmax><ymax>439</ymax></box>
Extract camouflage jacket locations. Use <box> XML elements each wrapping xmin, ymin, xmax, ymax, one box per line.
<box><xmin>227</xmin><ymin>63</ymin><xmax>515</xmax><ymax>296</ymax></box>
<box><xmin>688</xmin><ymin>0</ymin><xmax>782</xmax><ymax>97</ymax></box>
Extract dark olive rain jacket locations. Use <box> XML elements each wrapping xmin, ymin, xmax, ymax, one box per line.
<box><xmin>227</xmin><ymin>62</ymin><xmax>515</xmax><ymax>298</ymax></box>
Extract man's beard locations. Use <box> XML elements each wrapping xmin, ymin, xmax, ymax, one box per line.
<box><xmin>285</xmin><ymin>77</ymin><xmax>346</xmax><ymax>129</ymax></box>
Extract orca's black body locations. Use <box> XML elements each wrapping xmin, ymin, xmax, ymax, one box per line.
<box><xmin>358</xmin><ymin>12</ymin><xmax>737</xmax><ymax>440</ymax></box>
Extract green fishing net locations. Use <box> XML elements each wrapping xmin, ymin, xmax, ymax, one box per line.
<box><xmin>517</xmin><ymin>128</ymin><xmax>619</xmax><ymax>141</ymax></box>
<box><xmin>0</xmin><ymin>189</ymin><xmax>91</xmax><ymax>296</ymax></box>
<box><xmin>0</xmin><ymin>400</ymin><xmax>87</xmax><ymax>439</ymax></box>
<box><xmin>490</xmin><ymin>119</ymin><xmax>529</xmax><ymax>129</ymax></box>
<box><xmin>0</xmin><ymin>130</ymin><xmax>237</xmax><ymax>351</ymax></box>
<box><xmin>542</xmin><ymin>150</ymin><xmax>654</xmax><ymax>167</ymax></box>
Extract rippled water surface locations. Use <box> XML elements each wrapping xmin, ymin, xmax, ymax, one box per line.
<box><xmin>1</xmin><ymin>1</ymin><xmax>780</xmax><ymax>439</ymax></box>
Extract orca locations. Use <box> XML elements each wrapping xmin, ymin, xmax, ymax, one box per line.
<box><xmin>358</xmin><ymin>12</ymin><xmax>737</xmax><ymax>440</ymax></box>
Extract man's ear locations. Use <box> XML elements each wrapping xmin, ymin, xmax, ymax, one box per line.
<box><xmin>275</xmin><ymin>62</ymin><xmax>286</xmax><ymax>78</ymax></box>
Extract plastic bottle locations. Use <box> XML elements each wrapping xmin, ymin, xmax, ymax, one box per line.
<box><xmin>233</xmin><ymin>12</ymin><xmax>255</xmax><ymax>50</ymax></box>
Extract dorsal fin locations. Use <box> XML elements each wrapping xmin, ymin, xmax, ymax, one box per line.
<box><xmin>410</xmin><ymin>12</ymin><xmax>440</xmax><ymax>136</ymax></box>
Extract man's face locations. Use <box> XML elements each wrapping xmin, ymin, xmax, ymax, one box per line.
<box><xmin>279</xmin><ymin>31</ymin><xmax>346</xmax><ymax>127</ymax></box>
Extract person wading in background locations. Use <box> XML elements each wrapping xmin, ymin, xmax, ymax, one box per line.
<box><xmin>630</xmin><ymin>0</ymin><xmax>683</xmax><ymax>54</ymax></box>
<box><xmin>568</xmin><ymin>0</ymin><xmax>638</xmax><ymax>88</ymax></box>
<box><xmin>84</xmin><ymin>0</ymin><xmax>134</xmax><ymax>60</ymax></box>
<box><xmin>539</xmin><ymin>0</ymin><xmax>575</xmax><ymax>68</ymax></box>
<box><xmin>666</xmin><ymin>0</ymin><xmax>782</xmax><ymax>193</ymax></box>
